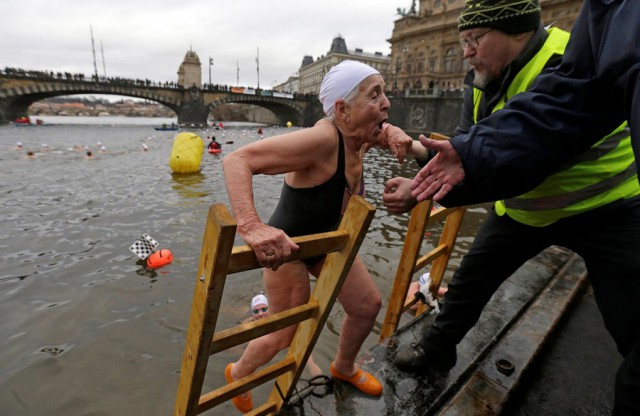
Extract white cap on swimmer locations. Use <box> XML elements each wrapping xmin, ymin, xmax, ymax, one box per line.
<box><xmin>319</xmin><ymin>60</ymin><xmax>380</xmax><ymax>118</ymax></box>
<box><xmin>251</xmin><ymin>293</ymin><xmax>269</xmax><ymax>309</ymax></box>
<box><xmin>419</xmin><ymin>272</ymin><xmax>431</xmax><ymax>288</ymax></box>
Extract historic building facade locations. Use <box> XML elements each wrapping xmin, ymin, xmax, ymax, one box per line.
<box><xmin>296</xmin><ymin>36</ymin><xmax>390</xmax><ymax>95</ymax></box>
<box><xmin>387</xmin><ymin>0</ymin><xmax>583</xmax><ymax>94</ymax></box>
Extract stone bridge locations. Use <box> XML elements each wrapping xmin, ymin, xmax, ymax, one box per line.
<box><xmin>0</xmin><ymin>71</ymin><xmax>463</xmax><ymax>134</ymax></box>
<box><xmin>0</xmin><ymin>73</ymin><xmax>323</xmax><ymax>126</ymax></box>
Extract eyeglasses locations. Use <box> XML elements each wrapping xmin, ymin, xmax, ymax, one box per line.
<box><xmin>459</xmin><ymin>29</ymin><xmax>494</xmax><ymax>50</ymax></box>
<box><xmin>252</xmin><ymin>307</ymin><xmax>268</xmax><ymax>314</ymax></box>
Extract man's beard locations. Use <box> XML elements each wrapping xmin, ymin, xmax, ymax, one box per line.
<box><xmin>472</xmin><ymin>69</ymin><xmax>491</xmax><ymax>89</ymax></box>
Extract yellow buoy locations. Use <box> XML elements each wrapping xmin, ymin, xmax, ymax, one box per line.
<box><xmin>286</xmin><ymin>121</ymin><xmax>293</xmax><ymax>128</ymax></box>
<box><xmin>169</xmin><ymin>132</ymin><xmax>204</xmax><ymax>173</ymax></box>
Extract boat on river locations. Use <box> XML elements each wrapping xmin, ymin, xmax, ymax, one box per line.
<box><xmin>154</xmin><ymin>123</ymin><xmax>178</xmax><ymax>131</ymax></box>
<box><xmin>13</xmin><ymin>117</ymin><xmax>49</xmax><ymax>126</ymax></box>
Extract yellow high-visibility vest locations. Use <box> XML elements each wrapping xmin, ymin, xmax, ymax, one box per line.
<box><xmin>473</xmin><ymin>28</ymin><xmax>639</xmax><ymax>227</ymax></box>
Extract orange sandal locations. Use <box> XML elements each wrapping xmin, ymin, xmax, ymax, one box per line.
<box><xmin>330</xmin><ymin>362</ymin><xmax>383</xmax><ymax>396</ymax></box>
<box><xmin>225</xmin><ymin>363</ymin><xmax>253</xmax><ymax>413</ymax></box>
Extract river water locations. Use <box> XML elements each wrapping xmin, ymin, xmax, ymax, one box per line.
<box><xmin>0</xmin><ymin>116</ymin><xmax>488</xmax><ymax>415</ymax></box>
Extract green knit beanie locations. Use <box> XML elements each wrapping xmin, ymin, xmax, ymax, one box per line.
<box><xmin>458</xmin><ymin>0</ymin><xmax>541</xmax><ymax>34</ymax></box>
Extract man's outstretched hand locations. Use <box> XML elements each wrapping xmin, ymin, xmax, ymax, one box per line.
<box><xmin>410</xmin><ymin>135</ymin><xmax>465</xmax><ymax>202</ymax></box>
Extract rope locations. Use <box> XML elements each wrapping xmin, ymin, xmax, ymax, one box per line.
<box><xmin>285</xmin><ymin>375</ymin><xmax>334</xmax><ymax>408</ymax></box>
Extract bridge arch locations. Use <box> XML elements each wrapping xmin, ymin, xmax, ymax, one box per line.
<box><xmin>0</xmin><ymin>77</ymin><xmax>182</xmax><ymax>122</ymax></box>
<box><xmin>208</xmin><ymin>94</ymin><xmax>306</xmax><ymax>127</ymax></box>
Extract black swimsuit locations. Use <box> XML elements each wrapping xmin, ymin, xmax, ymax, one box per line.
<box><xmin>268</xmin><ymin>130</ymin><xmax>364</xmax><ymax>238</ymax></box>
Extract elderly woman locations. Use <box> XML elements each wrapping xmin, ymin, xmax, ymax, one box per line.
<box><xmin>222</xmin><ymin>60</ymin><xmax>409</xmax><ymax>412</ymax></box>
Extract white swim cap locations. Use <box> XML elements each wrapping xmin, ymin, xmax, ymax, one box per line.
<box><xmin>251</xmin><ymin>293</ymin><xmax>268</xmax><ymax>309</ymax></box>
<box><xmin>319</xmin><ymin>60</ymin><xmax>380</xmax><ymax>118</ymax></box>
<box><xmin>419</xmin><ymin>272</ymin><xmax>431</xmax><ymax>287</ymax></box>
<box><xmin>16</xmin><ymin>141</ymin><xmax>23</xmax><ymax>146</ymax></box>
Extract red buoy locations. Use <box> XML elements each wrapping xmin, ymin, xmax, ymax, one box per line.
<box><xmin>146</xmin><ymin>249</ymin><xmax>173</xmax><ymax>269</ymax></box>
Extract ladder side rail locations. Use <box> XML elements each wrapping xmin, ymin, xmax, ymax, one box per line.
<box><xmin>379</xmin><ymin>200</ymin><xmax>433</xmax><ymax>341</ymax></box>
<box><xmin>427</xmin><ymin>207</ymin><xmax>466</xmax><ymax>294</ymax></box>
<box><xmin>174</xmin><ymin>204</ymin><xmax>238</xmax><ymax>416</ymax></box>
<box><xmin>415</xmin><ymin>207</ymin><xmax>466</xmax><ymax>316</ymax></box>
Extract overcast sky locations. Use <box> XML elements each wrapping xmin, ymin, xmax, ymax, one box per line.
<box><xmin>2</xmin><ymin>0</ymin><xmax>403</xmax><ymax>89</ymax></box>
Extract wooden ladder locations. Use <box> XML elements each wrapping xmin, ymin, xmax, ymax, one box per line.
<box><xmin>174</xmin><ymin>195</ymin><xmax>375</xmax><ymax>416</ymax></box>
<box><xmin>379</xmin><ymin>197</ymin><xmax>466</xmax><ymax>341</ymax></box>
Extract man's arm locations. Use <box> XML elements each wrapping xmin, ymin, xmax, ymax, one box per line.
<box><xmin>412</xmin><ymin>1</ymin><xmax>633</xmax><ymax>206</ymax></box>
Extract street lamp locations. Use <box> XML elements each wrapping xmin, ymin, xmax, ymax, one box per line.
<box><xmin>209</xmin><ymin>57</ymin><xmax>213</xmax><ymax>86</ymax></box>
<box><xmin>256</xmin><ymin>47</ymin><xmax>260</xmax><ymax>90</ymax></box>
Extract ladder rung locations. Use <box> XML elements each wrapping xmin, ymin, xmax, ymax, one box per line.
<box><xmin>210</xmin><ymin>301</ymin><xmax>319</xmax><ymax>354</ymax></box>
<box><xmin>197</xmin><ymin>356</ymin><xmax>296</xmax><ymax>414</ymax></box>
<box><xmin>415</xmin><ymin>243</ymin><xmax>448</xmax><ymax>270</ymax></box>
<box><xmin>401</xmin><ymin>295</ymin><xmax>419</xmax><ymax>314</ymax></box>
<box><xmin>427</xmin><ymin>206</ymin><xmax>459</xmax><ymax>225</ymax></box>
<box><xmin>228</xmin><ymin>231</ymin><xmax>349</xmax><ymax>274</ymax></box>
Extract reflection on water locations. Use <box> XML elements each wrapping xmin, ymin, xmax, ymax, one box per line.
<box><xmin>0</xmin><ymin>117</ymin><xmax>487</xmax><ymax>415</ymax></box>
<box><xmin>171</xmin><ymin>172</ymin><xmax>208</xmax><ymax>199</ymax></box>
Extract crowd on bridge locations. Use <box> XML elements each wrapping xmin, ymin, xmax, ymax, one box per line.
<box><xmin>2</xmin><ymin>67</ymin><xmax>181</xmax><ymax>89</ymax></box>
<box><xmin>2</xmin><ymin>66</ymin><xmax>461</xmax><ymax>101</ymax></box>
<box><xmin>2</xmin><ymin>66</ymin><xmax>319</xmax><ymax>100</ymax></box>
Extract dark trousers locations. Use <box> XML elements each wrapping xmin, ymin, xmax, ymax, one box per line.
<box><xmin>428</xmin><ymin>197</ymin><xmax>640</xmax><ymax>415</ymax></box>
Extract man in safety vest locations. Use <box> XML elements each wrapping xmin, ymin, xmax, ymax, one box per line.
<box><xmin>384</xmin><ymin>2</ymin><xmax>640</xmax><ymax>414</ymax></box>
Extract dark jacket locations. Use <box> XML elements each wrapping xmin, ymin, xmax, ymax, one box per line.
<box><xmin>441</xmin><ymin>0</ymin><xmax>640</xmax><ymax>207</ymax></box>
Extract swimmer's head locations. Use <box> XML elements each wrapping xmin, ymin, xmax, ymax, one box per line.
<box><xmin>251</xmin><ymin>293</ymin><xmax>269</xmax><ymax>318</ymax></box>
<box><xmin>319</xmin><ymin>60</ymin><xmax>380</xmax><ymax>119</ymax></box>
<box><xmin>16</xmin><ymin>141</ymin><xmax>23</xmax><ymax>148</ymax></box>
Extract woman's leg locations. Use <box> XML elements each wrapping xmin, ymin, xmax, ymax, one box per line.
<box><xmin>332</xmin><ymin>255</ymin><xmax>382</xmax><ymax>375</ymax></box>
<box><xmin>230</xmin><ymin>261</ymin><xmax>310</xmax><ymax>379</ymax></box>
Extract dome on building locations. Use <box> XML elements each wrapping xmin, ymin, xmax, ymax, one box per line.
<box><xmin>329</xmin><ymin>36</ymin><xmax>348</xmax><ymax>54</ymax></box>
<box><xmin>300</xmin><ymin>55</ymin><xmax>314</xmax><ymax>68</ymax></box>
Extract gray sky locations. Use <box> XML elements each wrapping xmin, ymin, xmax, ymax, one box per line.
<box><xmin>2</xmin><ymin>0</ymin><xmax>402</xmax><ymax>89</ymax></box>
